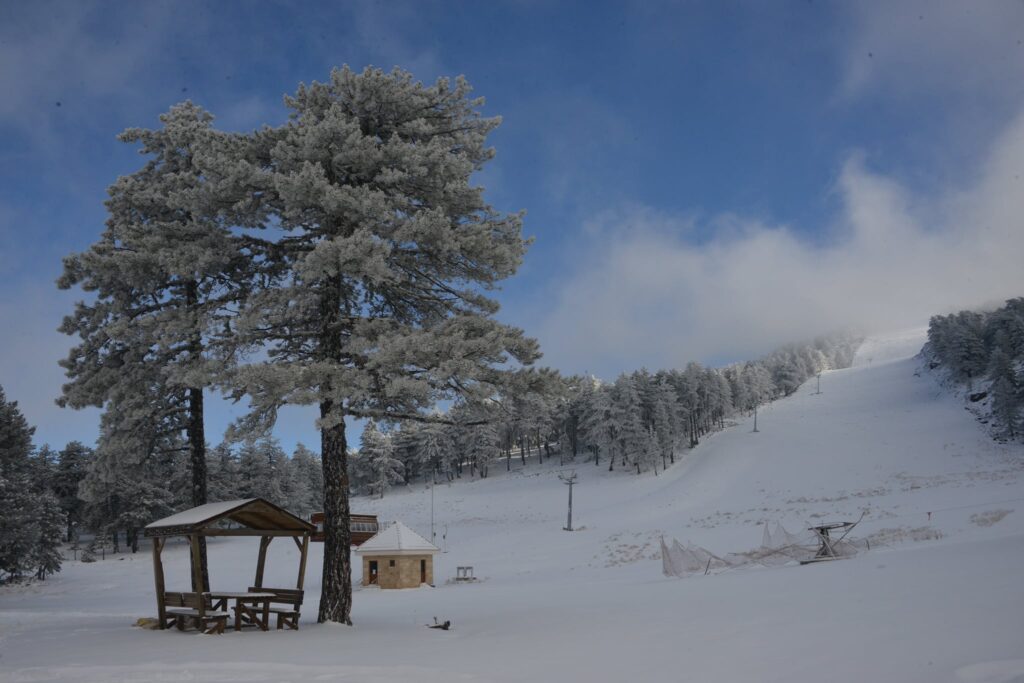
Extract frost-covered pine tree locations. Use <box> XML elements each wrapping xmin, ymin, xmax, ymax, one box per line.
<box><xmin>360</xmin><ymin>421</ymin><xmax>405</xmax><ymax>498</ymax></box>
<box><xmin>30</xmin><ymin>490</ymin><xmax>64</xmax><ymax>580</ymax></box>
<box><xmin>743</xmin><ymin>363</ymin><xmax>775</xmax><ymax>409</ymax></box>
<box><xmin>989</xmin><ymin>345</ymin><xmax>1020</xmax><ymax>440</ymax></box>
<box><xmin>79</xmin><ymin>413</ymin><xmax>179</xmax><ymax>554</ymax></box>
<box><xmin>416</xmin><ymin>419</ymin><xmax>456</xmax><ymax>482</ymax></box>
<box><xmin>650</xmin><ymin>378</ymin><xmax>681</xmax><ymax>469</ymax></box>
<box><xmin>230</xmin><ymin>67</ymin><xmax>539</xmax><ymax>624</ymax></box>
<box><xmin>288</xmin><ymin>444</ymin><xmax>324</xmax><ymax>516</ymax></box>
<box><xmin>552</xmin><ymin>375</ymin><xmax>587</xmax><ymax>465</ymax></box>
<box><xmin>207</xmin><ymin>442</ymin><xmax>241</xmax><ymax>502</ymax></box>
<box><xmin>237</xmin><ymin>438</ymin><xmax>287</xmax><ymax>504</ymax></box>
<box><xmin>278</xmin><ymin>455</ymin><xmax>304</xmax><ymax>512</ymax></box>
<box><xmin>53</xmin><ymin>442</ymin><xmax>91</xmax><ymax>542</ymax></box>
<box><xmin>0</xmin><ymin>386</ymin><xmax>51</xmax><ymax>582</ymax></box>
<box><xmin>390</xmin><ymin>423</ymin><xmax>423</xmax><ymax>484</ymax></box>
<box><xmin>610</xmin><ymin>375</ymin><xmax>646</xmax><ymax>473</ymax></box>
<box><xmin>459</xmin><ymin>411</ymin><xmax>500</xmax><ymax>479</ymax></box>
<box><xmin>57</xmin><ymin>103</ymin><xmax>251</xmax><ymax>587</ymax></box>
<box><xmin>578</xmin><ymin>380</ymin><xmax>613</xmax><ymax>467</ymax></box>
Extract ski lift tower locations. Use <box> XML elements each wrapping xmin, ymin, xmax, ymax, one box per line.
<box><xmin>559</xmin><ymin>471</ymin><xmax>578</xmax><ymax>531</ymax></box>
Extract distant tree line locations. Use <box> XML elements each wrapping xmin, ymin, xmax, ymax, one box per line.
<box><xmin>349</xmin><ymin>331</ymin><xmax>862</xmax><ymax>494</ymax></box>
<box><xmin>1</xmin><ymin>324</ymin><xmax>856</xmax><ymax>582</ymax></box>
<box><xmin>927</xmin><ymin>298</ymin><xmax>1024</xmax><ymax>441</ymax></box>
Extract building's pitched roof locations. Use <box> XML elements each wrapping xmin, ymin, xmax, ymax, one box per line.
<box><xmin>355</xmin><ymin>520</ymin><xmax>439</xmax><ymax>555</ymax></box>
<box><xmin>144</xmin><ymin>498</ymin><xmax>315</xmax><ymax>537</ymax></box>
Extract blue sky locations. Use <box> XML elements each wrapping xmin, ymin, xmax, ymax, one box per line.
<box><xmin>2</xmin><ymin>1</ymin><xmax>1023</xmax><ymax>452</ymax></box>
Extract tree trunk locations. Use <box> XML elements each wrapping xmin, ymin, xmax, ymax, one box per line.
<box><xmin>318</xmin><ymin>401</ymin><xmax>352</xmax><ymax>625</ymax></box>
<box><xmin>185</xmin><ymin>281</ymin><xmax>210</xmax><ymax>592</ymax></box>
<box><xmin>187</xmin><ymin>385</ymin><xmax>210</xmax><ymax>590</ymax></box>
<box><xmin>317</xmin><ymin>274</ymin><xmax>353</xmax><ymax>626</ymax></box>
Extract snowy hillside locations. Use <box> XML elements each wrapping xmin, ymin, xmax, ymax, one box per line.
<box><xmin>3</xmin><ymin>329</ymin><xmax>1024</xmax><ymax>683</ymax></box>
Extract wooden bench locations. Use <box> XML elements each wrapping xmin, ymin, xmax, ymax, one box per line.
<box><xmin>248</xmin><ymin>586</ymin><xmax>304</xmax><ymax>630</ymax></box>
<box><xmin>162</xmin><ymin>592</ymin><xmax>229</xmax><ymax>634</ymax></box>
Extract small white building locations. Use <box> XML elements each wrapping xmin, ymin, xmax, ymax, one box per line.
<box><xmin>354</xmin><ymin>521</ymin><xmax>439</xmax><ymax>588</ymax></box>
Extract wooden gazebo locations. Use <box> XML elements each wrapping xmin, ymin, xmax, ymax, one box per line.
<box><xmin>144</xmin><ymin>498</ymin><xmax>315</xmax><ymax>631</ymax></box>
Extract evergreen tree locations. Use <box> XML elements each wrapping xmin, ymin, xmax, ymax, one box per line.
<box><xmin>610</xmin><ymin>375</ymin><xmax>646</xmax><ymax>474</ymax></box>
<box><xmin>0</xmin><ymin>387</ymin><xmax>60</xmax><ymax>583</ymax></box>
<box><xmin>454</xmin><ymin>405</ymin><xmax>500</xmax><ymax>479</ymax></box>
<box><xmin>0</xmin><ymin>386</ymin><xmax>34</xmax><ymax>473</ymax></box>
<box><xmin>53</xmin><ymin>441</ymin><xmax>92</xmax><ymax>542</ymax></box>
<box><xmin>237</xmin><ymin>438</ymin><xmax>286</xmax><ymax>504</ymax></box>
<box><xmin>651</xmin><ymin>379</ymin><xmax>681</xmax><ymax>468</ymax></box>
<box><xmin>79</xmin><ymin>405</ymin><xmax>183</xmax><ymax>554</ymax></box>
<box><xmin>578</xmin><ymin>380</ymin><xmax>613</xmax><ymax>467</ymax></box>
<box><xmin>207</xmin><ymin>442</ymin><xmax>241</xmax><ymax>502</ymax></box>
<box><xmin>30</xmin><ymin>496</ymin><xmax>64</xmax><ymax>579</ymax></box>
<box><xmin>230</xmin><ymin>67</ymin><xmax>539</xmax><ymax>624</ymax></box>
<box><xmin>989</xmin><ymin>346</ymin><xmax>1020</xmax><ymax>440</ymax></box>
<box><xmin>57</xmin><ymin>103</ymin><xmax>252</xmax><ymax>588</ymax></box>
<box><xmin>289</xmin><ymin>444</ymin><xmax>323</xmax><ymax>517</ymax></box>
<box><xmin>360</xmin><ymin>421</ymin><xmax>405</xmax><ymax>498</ymax></box>
<box><xmin>416</xmin><ymin>419</ymin><xmax>456</xmax><ymax>482</ymax></box>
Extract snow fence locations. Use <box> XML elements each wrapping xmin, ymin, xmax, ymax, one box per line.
<box><xmin>661</xmin><ymin>521</ymin><xmax>867</xmax><ymax>577</ymax></box>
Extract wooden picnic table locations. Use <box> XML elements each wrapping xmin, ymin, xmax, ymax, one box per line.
<box><xmin>208</xmin><ymin>591</ymin><xmax>278</xmax><ymax>631</ymax></box>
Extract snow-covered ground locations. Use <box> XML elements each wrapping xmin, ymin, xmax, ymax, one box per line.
<box><xmin>4</xmin><ymin>329</ymin><xmax>1024</xmax><ymax>683</ymax></box>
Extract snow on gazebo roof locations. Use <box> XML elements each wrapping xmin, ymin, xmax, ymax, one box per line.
<box><xmin>144</xmin><ymin>498</ymin><xmax>315</xmax><ymax>537</ymax></box>
<box><xmin>354</xmin><ymin>520</ymin><xmax>439</xmax><ymax>555</ymax></box>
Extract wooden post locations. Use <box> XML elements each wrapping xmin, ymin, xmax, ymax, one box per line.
<box><xmin>189</xmin><ymin>534</ymin><xmax>205</xmax><ymax>594</ymax></box>
<box><xmin>152</xmin><ymin>537</ymin><xmax>166</xmax><ymax>629</ymax></box>
<box><xmin>296</xmin><ymin>533</ymin><xmax>310</xmax><ymax>590</ymax></box>
<box><xmin>255</xmin><ymin>536</ymin><xmax>272</xmax><ymax>588</ymax></box>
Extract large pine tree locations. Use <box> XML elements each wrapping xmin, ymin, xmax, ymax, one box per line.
<box><xmin>57</xmin><ymin>103</ymin><xmax>252</xmax><ymax>589</ymax></box>
<box><xmin>230</xmin><ymin>67</ymin><xmax>538</xmax><ymax>624</ymax></box>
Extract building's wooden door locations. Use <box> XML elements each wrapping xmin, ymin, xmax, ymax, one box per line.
<box><xmin>369</xmin><ymin>560</ymin><xmax>378</xmax><ymax>585</ymax></box>
<box><xmin>420</xmin><ymin>559</ymin><xmax>426</xmax><ymax>584</ymax></box>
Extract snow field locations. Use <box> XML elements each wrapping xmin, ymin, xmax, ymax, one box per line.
<box><xmin>2</xmin><ymin>329</ymin><xmax>1023</xmax><ymax>682</ymax></box>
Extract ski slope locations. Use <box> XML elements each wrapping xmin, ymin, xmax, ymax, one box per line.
<box><xmin>3</xmin><ymin>330</ymin><xmax>1023</xmax><ymax>683</ymax></box>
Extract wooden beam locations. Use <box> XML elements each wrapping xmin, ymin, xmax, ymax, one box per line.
<box><xmin>189</xmin><ymin>534</ymin><xmax>205</xmax><ymax>594</ymax></box>
<box><xmin>152</xmin><ymin>537</ymin><xmax>166</xmax><ymax>629</ymax></box>
<box><xmin>254</xmin><ymin>536</ymin><xmax>272</xmax><ymax>588</ymax></box>
<box><xmin>201</xmin><ymin>529</ymin><xmax>307</xmax><ymax>538</ymax></box>
<box><xmin>296</xmin><ymin>533</ymin><xmax>310</xmax><ymax>590</ymax></box>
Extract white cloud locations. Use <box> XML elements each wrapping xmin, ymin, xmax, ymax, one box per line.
<box><xmin>837</xmin><ymin>1</ymin><xmax>1024</xmax><ymax>102</ymax></box>
<box><xmin>535</xmin><ymin>111</ymin><xmax>1024</xmax><ymax>377</ymax></box>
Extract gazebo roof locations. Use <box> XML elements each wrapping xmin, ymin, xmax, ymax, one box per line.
<box><xmin>144</xmin><ymin>498</ymin><xmax>315</xmax><ymax>538</ymax></box>
<box><xmin>355</xmin><ymin>520</ymin><xmax>439</xmax><ymax>555</ymax></box>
